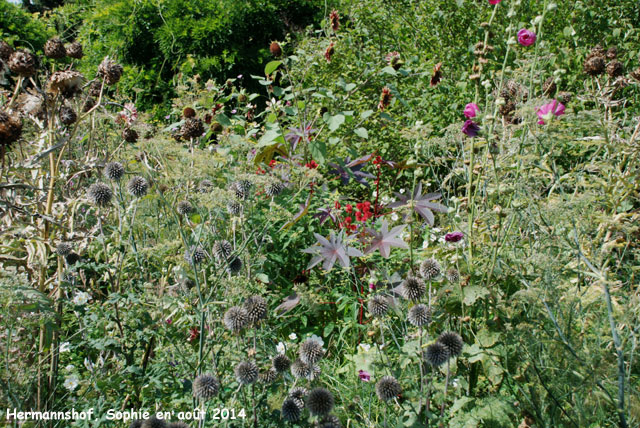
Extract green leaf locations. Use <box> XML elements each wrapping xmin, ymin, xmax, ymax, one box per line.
<box><xmin>381</xmin><ymin>66</ymin><xmax>398</xmax><ymax>76</ymax></box>
<box><xmin>463</xmin><ymin>285</ymin><xmax>490</xmax><ymax>305</ymax></box>
<box><xmin>264</xmin><ymin>60</ymin><xmax>282</xmax><ymax>75</ymax></box>
<box><xmin>256</xmin><ymin>273</ymin><xmax>269</xmax><ymax>283</ymax></box>
<box><xmin>360</xmin><ymin>110</ymin><xmax>374</xmax><ymax>120</ymax></box>
<box><xmin>309</xmin><ymin>140</ymin><xmax>327</xmax><ymax>164</ymax></box>
<box><xmin>354</xmin><ymin>127</ymin><xmax>369</xmax><ymax>139</ymax></box>
<box><xmin>216</xmin><ymin>113</ymin><xmax>231</xmax><ymax>127</ymax></box>
<box><xmin>326</xmin><ymin>114</ymin><xmax>345</xmax><ymax>131</ymax></box>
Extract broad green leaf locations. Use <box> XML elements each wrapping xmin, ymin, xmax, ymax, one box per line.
<box><xmin>463</xmin><ymin>285</ymin><xmax>490</xmax><ymax>305</ymax></box>
<box><xmin>326</xmin><ymin>114</ymin><xmax>345</xmax><ymax>131</ymax></box>
<box><xmin>354</xmin><ymin>127</ymin><xmax>369</xmax><ymax>139</ymax></box>
<box><xmin>264</xmin><ymin>60</ymin><xmax>282</xmax><ymax>75</ymax></box>
<box><xmin>309</xmin><ymin>140</ymin><xmax>327</xmax><ymax>164</ymax></box>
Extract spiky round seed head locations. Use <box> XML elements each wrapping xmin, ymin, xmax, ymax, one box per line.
<box><xmin>212</xmin><ymin>240</ymin><xmax>232</xmax><ymax>261</ymax></box>
<box><xmin>0</xmin><ymin>111</ymin><xmax>22</xmax><ymax>148</ymax></box>
<box><xmin>607</xmin><ymin>60</ymin><xmax>623</xmax><ymax>78</ymax></box>
<box><xmin>446</xmin><ymin>268</ymin><xmax>460</xmax><ymax>283</ymax></box>
<box><xmin>97</xmin><ymin>57</ymin><xmax>123</xmax><ymax>85</ymax></box>
<box><xmin>183</xmin><ymin>107</ymin><xmax>196</xmax><ymax>118</ymax></box>
<box><xmin>227</xmin><ymin>200</ymin><xmax>242</xmax><ymax>215</ymax></box>
<box><xmin>0</xmin><ymin>40</ymin><xmax>13</xmax><ymax>61</ymax></box>
<box><xmin>127</xmin><ymin>176</ymin><xmax>148</xmax><ymax>197</ymax></box>
<box><xmin>273</xmin><ymin>354</ymin><xmax>291</xmax><ymax>373</ymax></box>
<box><xmin>408</xmin><ymin>304</ymin><xmax>431</xmax><ymax>327</ymax></box>
<box><xmin>130</xmin><ymin>420</ymin><xmax>143</xmax><ymax>428</ymax></box>
<box><xmin>606</xmin><ymin>46</ymin><xmax>617</xmax><ymax>59</ymax></box>
<box><xmin>65</xmin><ymin>252</ymin><xmax>80</xmax><ymax>265</ymax></box>
<box><xmin>65</xmin><ymin>42</ymin><xmax>83</xmax><ymax>59</ymax></box>
<box><xmin>44</xmin><ymin>38</ymin><xmax>66</xmax><ymax>59</ymax></box>
<box><xmin>192</xmin><ymin>374</ymin><xmax>220</xmax><ymax>400</ymax></box>
<box><xmin>48</xmin><ymin>70</ymin><xmax>84</xmax><ymax>98</ymax></box>
<box><xmin>367</xmin><ymin>294</ymin><xmax>389</xmax><ymax>317</ymax></box>
<box><xmin>437</xmin><ymin>331</ymin><xmax>464</xmax><ymax>357</ymax></box>
<box><xmin>87</xmin><ymin>182</ymin><xmax>113</xmax><ymax>207</ymax></box>
<box><xmin>419</xmin><ymin>258</ymin><xmax>441</xmax><ymax>280</ymax></box>
<box><xmin>583</xmin><ymin>55</ymin><xmax>605</xmax><ymax>76</ymax></box>
<box><xmin>104</xmin><ymin>162</ymin><xmax>124</xmax><ymax>181</ymax></box>
<box><xmin>265</xmin><ymin>181</ymin><xmax>284</xmax><ymax>197</ymax></box>
<box><xmin>375</xmin><ymin>375</ymin><xmax>402</xmax><ymax>401</ymax></box>
<box><xmin>168</xmin><ymin>423</ymin><xmax>189</xmax><ymax>428</ymax></box>
<box><xmin>244</xmin><ymin>295</ymin><xmax>267</xmax><ymax>324</ymax></box>
<box><xmin>401</xmin><ymin>276</ymin><xmax>426</xmax><ymax>301</ymax></box>
<box><xmin>308</xmin><ymin>364</ymin><xmax>322</xmax><ymax>381</ymax></box>
<box><xmin>184</xmin><ymin>246</ymin><xmax>206</xmax><ymax>264</ymax></box>
<box><xmin>300</xmin><ymin>338</ymin><xmax>324</xmax><ymax>365</ymax></box>
<box><xmin>211</xmin><ymin>122</ymin><xmax>223</xmax><ymax>133</ymax></box>
<box><xmin>542</xmin><ymin>77</ymin><xmax>556</xmax><ymax>95</ymax></box>
<box><xmin>232</xmin><ymin>180</ymin><xmax>252</xmax><ymax>200</ymax></box>
<box><xmin>281</xmin><ymin>398</ymin><xmax>303</xmax><ymax>421</ymax></box>
<box><xmin>8</xmin><ymin>50</ymin><xmax>37</xmax><ymax>77</ymax></box>
<box><xmin>198</xmin><ymin>179</ymin><xmax>213</xmax><ymax>192</ymax></box>
<box><xmin>235</xmin><ymin>361</ymin><xmax>259</xmax><ymax>384</ymax></box>
<box><xmin>226</xmin><ymin>256</ymin><xmax>243</xmax><ymax>274</ymax></box>
<box><xmin>59</xmin><ymin>105</ymin><xmax>77</xmax><ymax>125</ymax></box>
<box><xmin>259</xmin><ymin>367</ymin><xmax>278</xmax><ymax>383</ymax></box>
<box><xmin>56</xmin><ymin>242</ymin><xmax>72</xmax><ymax>256</ymax></box>
<box><xmin>181</xmin><ymin>118</ymin><xmax>204</xmax><ymax>140</ymax></box>
<box><xmin>424</xmin><ymin>342</ymin><xmax>449</xmax><ymax>367</ymax></box>
<box><xmin>122</xmin><ymin>128</ymin><xmax>138</xmax><ymax>143</ymax></box>
<box><xmin>270</xmin><ymin>42</ymin><xmax>282</xmax><ymax>57</ymax></box>
<box><xmin>499</xmin><ymin>100</ymin><xmax>516</xmax><ymax>118</ymax></box>
<box><xmin>177</xmin><ymin>200</ymin><xmax>194</xmax><ymax>215</ymax></box>
<box><xmin>289</xmin><ymin>387</ymin><xmax>307</xmax><ymax>400</ymax></box>
<box><xmin>307</xmin><ymin>387</ymin><xmax>334</xmax><ymax>416</ymax></box>
<box><xmin>319</xmin><ymin>414</ymin><xmax>342</xmax><ymax>428</ymax></box>
<box><xmin>141</xmin><ymin>416</ymin><xmax>167</xmax><ymax>428</ymax></box>
<box><xmin>223</xmin><ymin>306</ymin><xmax>248</xmax><ymax>332</ymax></box>
<box><xmin>291</xmin><ymin>358</ymin><xmax>311</xmax><ymax>379</ymax></box>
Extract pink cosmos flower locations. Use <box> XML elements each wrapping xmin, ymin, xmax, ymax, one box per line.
<box><xmin>536</xmin><ymin>100</ymin><xmax>565</xmax><ymax>125</ymax></box>
<box><xmin>489</xmin><ymin>0</ymin><xmax>502</xmax><ymax>4</ymax></box>
<box><xmin>463</xmin><ymin>103</ymin><xmax>480</xmax><ymax>119</ymax></box>
<box><xmin>517</xmin><ymin>29</ymin><xmax>537</xmax><ymax>47</ymax></box>
<box><xmin>358</xmin><ymin>370</ymin><xmax>371</xmax><ymax>382</ymax></box>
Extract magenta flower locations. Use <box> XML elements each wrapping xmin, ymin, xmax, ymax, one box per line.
<box><xmin>369</xmin><ymin>283</ymin><xmax>376</xmax><ymax>291</ymax></box>
<box><xmin>445</xmin><ymin>231</ymin><xmax>464</xmax><ymax>243</ymax></box>
<box><xmin>463</xmin><ymin>103</ymin><xmax>480</xmax><ymax>119</ymax></box>
<box><xmin>358</xmin><ymin>370</ymin><xmax>371</xmax><ymax>382</ymax></box>
<box><xmin>517</xmin><ymin>29</ymin><xmax>537</xmax><ymax>47</ymax></box>
<box><xmin>489</xmin><ymin>0</ymin><xmax>502</xmax><ymax>4</ymax></box>
<box><xmin>536</xmin><ymin>100</ymin><xmax>565</xmax><ymax>125</ymax></box>
<box><xmin>462</xmin><ymin>120</ymin><xmax>480</xmax><ymax>137</ymax></box>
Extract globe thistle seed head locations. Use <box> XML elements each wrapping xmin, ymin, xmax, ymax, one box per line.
<box><xmin>8</xmin><ymin>50</ymin><xmax>37</xmax><ymax>77</ymax></box>
<box><xmin>123</xmin><ymin>127</ymin><xmax>139</xmax><ymax>143</ymax></box>
<box><xmin>290</xmin><ymin>358</ymin><xmax>311</xmax><ymax>379</ymax></box>
<box><xmin>87</xmin><ymin>182</ymin><xmax>113</xmax><ymax>207</ymax></box>
<box><xmin>56</xmin><ymin>242</ymin><xmax>73</xmax><ymax>257</ymax></box>
<box><xmin>320</xmin><ymin>414</ymin><xmax>342</xmax><ymax>428</ymax></box>
<box><xmin>231</xmin><ymin>180</ymin><xmax>252</xmax><ymax>200</ymax></box>
<box><xmin>127</xmin><ymin>176</ymin><xmax>148</xmax><ymax>198</ymax></box>
<box><xmin>307</xmin><ymin>364</ymin><xmax>322</xmax><ymax>381</ymax></box>
<box><xmin>168</xmin><ymin>423</ymin><xmax>189</xmax><ymax>428</ymax></box>
<box><xmin>198</xmin><ymin>179</ymin><xmax>213</xmax><ymax>193</ymax></box>
<box><xmin>44</xmin><ymin>38</ymin><xmax>66</xmax><ymax>59</ymax></box>
<box><xmin>141</xmin><ymin>416</ymin><xmax>167</xmax><ymax>428</ymax></box>
<box><xmin>226</xmin><ymin>256</ymin><xmax>243</xmax><ymax>274</ymax></box>
<box><xmin>437</xmin><ymin>331</ymin><xmax>464</xmax><ymax>357</ymax></box>
<box><xmin>227</xmin><ymin>200</ymin><xmax>242</xmax><ymax>215</ymax></box>
<box><xmin>446</xmin><ymin>268</ymin><xmax>460</xmax><ymax>283</ymax></box>
<box><xmin>59</xmin><ymin>105</ymin><xmax>77</xmax><ymax>125</ymax></box>
<box><xmin>104</xmin><ymin>162</ymin><xmax>124</xmax><ymax>181</ymax></box>
<box><xmin>281</xmin><ymin>398</ymin><xmax>303</xmax><ymax>421</ymax></box>
<box><xmin>65</xmin><ymin>252</ymin><xmax>80</xmax><ymax>265</ymax></box>
<box><xmin>265</xmin><ymin>181</ymin><xmax>284</xmax><ymax>197</ymax></box>
<box><xmin>65</xmin><ymin>42</ymin><xmax>83</xmax><ymax>59</ymax></box>
<box><xmin>177</xmin><ymin>200</ymin><xmax>194</xmax><ymax>215</ymax></box>
<box><xmin>401</xmin><ymin>276</ymin><xmax>426</xmax><ymax>301</ymax></box>
<box><xmin>184</xmin><ymin>246</ymin><xmax>207</xmax><ymax>264</ymax></box>
<box><xmin>607</xmin><ymin>60</ymin><xmax>623</xmax><ymax>78</ymax></box>
<box><xmin>192</xmin><ymin>374</ymin><xmax>220</xmax><ymax>400</ymax></box>
<box><xmin>0</xmin><ymin>111</ymin><xmax>22</xmax><ymax>148</ymax></box>
<box><xmin>419</xmin><ymin>258</ymin><xmax>441</xmax><ymax>280</ymax></box>
<box><xmin>259</xmin><ymin>367</ymin><xmax>278</xmax><ymax>383</ymax></box>
<box><xmin>235</xmin><ymin>361</ymin><xmax>259</xmax><ymax>385</ymax></box>
<box><xmin>223</xmin><ymin>306</ymin><xmax>248</xmax><ymax>332</ymax></box>
<box><xmin>183</xmin><ymin>107</ymin><xmax>196</xmax><ymax>118</ymax></box>
<box><xmin>212</xmin><ymin>240</ymin><xmax>232</xmax><ymax>261</ymax></box>
<box><xmin>299</xmin><ymin>338</ymin><xmax>324</xmax><ymax>365</ymax></box>
<box><xmin>306</xmin><ymin>387</ymin><xmax>334</xmax><ymax>416</ymax></box>
<box><xmin>367</xmin><ymin>294</ymin><xmax>389</xmax><ymax>317</ymax></box>
<box><xmin>272</xmin><ymin>354</ymin><xmax>291</xmax><ymax>373</ymax></box>
<box><xmin>244</xmin><ymin>295</ymin><xmax>267</xmax><ymax>324</ymax></box>
<box><xmin>97</xmin><ymin>57</ymin><xmax>123</xmax><ymax>85</ymax></box>
<box><xmin>583</xmin><ymin>55</ymin><xmax>605</xmax><ymax>76</ymax></box>
<box><xmin>181</xmin><ymin>117</ymin><xmax>204</xmax><ymax>140</ymax></box>
<box><xmin>0</xmin><ymin>40</ymin><xmax>13</xmax><ymax>61</ymax></box>
<box><xmin>375</xmin><ymin>375</ymin><xmax>402</xmax><ymax>401</ymax></box>
<box><xmin>408</xmin><ymin>304</ymin><xmax>431</xmax><ymax>327</ymax></box>
<box><xmin>269</xmin><ymin>42</ymin><xmax>282</xmax><ymax>57</ymax></box>
<box><xmin>288</xmin><ymin>386</ymin><xmax>307</xmax><ymax>400</ymax></box>
<box><xmin>424</xmin><ymin>342</ymin><xmax>449</xmax><ymax>367</ymax></box>
<box><xmin>130</xmin><ymin>420</ymin><xmax>143</xmax><ymax>428</ymax></box>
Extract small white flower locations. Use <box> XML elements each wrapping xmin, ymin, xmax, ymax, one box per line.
<box><xmin>381</xmin><ymin>195</ymin><xmax>390</xmax><ymax>204</ymax></box>
<box><xmin>452</xmin><ymin>378</ymin><xmax>460</xmax><ymax>387</ymax></box>
<box><xmin>65</xmin><ymin>364</ymin><xmax>75</xmax><ymax>371</ymax></box>
<box><xmin>288</xmin><ymin>333</ymin><xmax>297</xmax><ymax>341</ymax></box>
<box><xmin>64</xmin><ymin>375</ymin><xmax>79</xmax><ymax>392</ymax></box>
<box><xmin>391</xmin><ymin>212</ymin><xmax>399</xmax><ymax>221</ymax></box>
<box><xmin>358</xmin><ymin>343</ymin><xmax>371</xmax><ymax>352</ymax></box>
<box><xmin>72</xmin><ymin>291</ymin><xmax>90</xmax><ymax>306</ymax></box>
<box><xmin>310</xmin><ymin>335</ymin><xmax>324</xmax><ymax>346</ymax></box>
<box><xmin>399</xmin><ymin>188</ymin><xmax>405</xmax><ymax>194</ymax></box>
<box><xmin>60</xmin><ymin>342</ymin><xmax>70</xmax><ymax>353</ymax></box>
<box><xmin>276</xmin><ymin>342</ymin><xmax>286</xmax><ymax>354</ymax></box>
<box><xmin>422</xmin><ymin>240</ymin><xmax>429</xmax><ymax>249</ymax></box>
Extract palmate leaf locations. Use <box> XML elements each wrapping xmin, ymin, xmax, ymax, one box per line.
<box><xmin>302</xmin><ymin>231</ymin><xmax>363</xmax><ymax>271</ymax></box>
<box><xmin>388</xmin><ymin>182</ymin><xmax>448</xmax><ymax>225</ymax></box>
<box><xmin>364</xmin><ymin>220</ymin><xmax>408</xmax><ymax>258</ymax></box>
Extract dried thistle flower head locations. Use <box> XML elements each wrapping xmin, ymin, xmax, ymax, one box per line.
<box><xmin>8</xmin><ymin>50</ymin><xmax>37</xmax><ymax>77</ymax></box>
<box><xmin>44</xmin><ymin>37</ymin><xmax>66</xmax><ymax>59</ymax></box>
<box><xmin>181</xmin><ymin>118</ymin><xmax>204</xmax><ymax>140</ymax></box>
<box><xmin>192</xmin><ymin>374</ymin><xmax>220</xmax><ymax>400</ymax></box>
<box><xmin>583</xmin><ymin>54</ymin><xmax>605</xmax><ymax>76</ymax></box>
<box><xmin>184</xmin><ymin>246</ymin><xmax>206</xmax><ymax>264</ymax></box>
<box><xmin>87</xmin><ymin>182</ymin><xmax>113</xmax><ymax>207</ymax></box>
<box><xmin>244</xmin><ymin>295</ymin><xmax>267</xmax><ymax>324</ymax></box>
<box><xmin>0</xmin><ymin>40</ymin><xmax>13</xmax><ymax>61</ymax></box>
<box><xmin>299</xmin><ymin>338</ymin><xmax>324</xmax><ymax>365</ymax></box>
<box><xmin>367</xmin><ymin>294</ymin><xmax>389</xmax><ymax>317</ymax></box>
<box><xmin>97</xmin><ymin>57</ymin><xmax>123</xmax><ymax>85</ymax></box>
<box><xmin>223</xmin><ymin>306</ymin><xmax>248</xmax><ymax>332</ymax></box>
<box><xmin>291</xmin><ymin>358</ymin><xmax>311</xmax><ymax>379</ymax></box>
<box><xmin>375</xmin><ymin>375</ymin><xmax>401</xmax><ymax>401</ymax></box>
<box><xmin>424</xmin><ymin>342</ymin><xmax>449</xmax><ymax>367</ymax></box>
<box><xmin>127</xmin><ymin>176</ymin><xmax>148</xmax><ymax>197</ymax></box>
<box><xmin>306</xmin><ymin>387</ymin><xmax>334</xmax><ymax>416</ymax></box>
<box><xmin>0</xmin><ymin>111</ymin><xmax>22</xmax><ymax>149</ymax></box>
<box><xmin>231</xmin><ymin>180</ymin><xmax>252</xmax><ymax>200</ymax></box>
<box><xmin>65</xmin><ymin>41</ymin><xmax>83</xmax><ymax>59</ymax></box>
<box><xmin>235</xmin><ymin>361</ymin><xmax>259</xmax><ymax>385</ymax></box>
<box><xmin>226</xmin><ymin>256</ymin><xmax>243</xmax><ymax>274</ymax></box>
<box><xmin>265</xmin><ymin>181</ymin><xmax>285</xmax><ymax>197</ymax></box>
<box><xmin>419</xmin><ymin>258</ymin><xmax>441</xmax><ymax>280</ymax></box>
<box><xmin>227</xmin><ymin>200</ymin><xmax>242</xmax><ymax>215</ymax></box>
<box><xmin>607</xmin><ymin>60</ymin><xmax>623</xmax><ymax>78</ymax></box>
<box><xmin>177</xmin><ymin>200</ymin><xmax>194</xmax><ymax>215</ymax></box>
<box><xmin>401</xmin><ymin>276</ymin><xmax>426</xmax><ymax>301</ymax></box>
<box><xmin>281</xmin><ymin>397</ymin><xmax>303</xmax><ymax>421</ymax></box>
<box><xmin>198</xmin><ymin>179</ymin><xmax>213</xmax><ymax>193</ymax></box>
<box><xmin>288</xmin><ymin>387</ymin><xmax>307</xmax><ymax>400</ymax></box>
<box><xmin>259</xmin><ymin>367</ymin><xmax>278</xmax><ymax>383</ymax></box>
<box><xmin>183</xmin><ymin>107</ymin><xmax>196</xmax><ymax>118</ymax></box>
<box><xmin>437</xmin><ymin>331</ymin><xmax>464</xmax><ymax>357</ymax></box>
<box><xmin>122</xmin><ymin>128</ymin><xmax>139</xmax><ymax>143</ymax></box>
<box><xmin>48</xmin><ymin>70</ymin><xmax>84</xmax><ymax>98</ymax></box>
<box><xmin>104</xmin><ymin>162</ymin><xmax>124</xmax><ymax>181</ymax></box>
<box><xmin>213</xmin><ymin>240</ymin><xmax>232</xmax><ymax>261</ymax></box>
<box><xmin>408</xmin><ymin>304</ymin><xmax>431</xmax><ymax>327</ymax></box>
<box><xmin>56</xmin><ymin>242</ymin><xmax>73</xmax><ymax>257</ymax></box>
<box><xmin>59</xmin><ymin>105</ymin><xmax>77</xmax><ymax>126</ymax></box>
<box><xmin>445</xmin><ymin>268</ymin><xmax>460</xmax><ymax>283</ymax></box>
<box><xmin>273</xmin><ymin>354</ymin><xmax>291</xmax><ymax>373</ymax></box>
<box><xmin>319</xmin><ymin>414</ymin><xmax>342</xmax><ymax>428</ymax></box>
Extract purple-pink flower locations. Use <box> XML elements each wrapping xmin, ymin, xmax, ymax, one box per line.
<box><xmin>358</xmin><ymin>369</ymin><xmax>371</xmax><ymax>382</ymax></box>
<box><xmin>463</xmin><ymin>103</ymin><xmax>480</xmax><ymax>119</ymax></box>
<box><xmin>462</xmin><ymin>120</ymin><xmax>480</xmax><ymax>137</ymax></box>
<box><xmin>489</xmin><ymin>0</ymin><xmax>502</xmax><ymax>4</ymax></box>
<box><xmin>517</xmin><ymin>29</ymin><xmax>537</xmax><ymax>47</ymax></box>
<box><xmin>536</xmin><ymin>100</ymin><xmax>565</xmax><ymax>125</ymax></box>
<box><xmin>445</xmin><ymin>231</ymin><xmax>464</xmax><ymax>243</ymax></box>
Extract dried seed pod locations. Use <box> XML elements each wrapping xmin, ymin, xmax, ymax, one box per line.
<box><xmin>44</xmin><ymin>38</ymin><xmax>66</xmax><ymax>59</ymax></box>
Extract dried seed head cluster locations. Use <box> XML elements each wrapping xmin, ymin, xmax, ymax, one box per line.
<box><xmin>299</xmin><ymin>338</ymin><xmax>324</xmax><ymax>365</ymax></box>
<box><xmin>226</xmin><ymin>256</ymin><xmax>243</xmax><ymax>274</ymax></box>
<box><xmin>65</xmin><ymin>42</ymin><xmax>83</xmax><ymax>59</ymax></box>
<box><xmin>437</xmin><ymin>331</ymin><xmax>464</xmax><ymax>357</ymax></box>
<box><xmin>235</xmin><ymin>361</ymin><xmax>259</xmax><ymax>384</ymax></box>
<box><xmin>231</xmin><ymin>180</ymin><xmax>252</xmax><ymax>200</ymax></box>
<box><xmin>583</xmin><ymin>45</ymin><xmax>607</xmax><ymax>76</ymax></box>
<box><xmin>213</xmin><ymin>240</ymin><xmax>233</xmax><ymax>261</ymax></box>
<box><xmin>0</xmin><ymin>40</ymin><xmax>13</xmax><ymax>61</ymax></box>
<box><xmin>87</xmin><ymin>182</ymin><xmax>113</xmax><ymax>206</ymax></box>
<box><xmin>401</xmin><ymin>276</ymin><xmax>426</xmax><ymax>301</ymax></box>
<box><xmin>177</xmin><ymin>200</ymin><xmax>194</xmax><ymax>215</ymax></box>
<box><xmin>59</xmin><ymin>105</ymin><xmax>77</xmax><ymax>126</ymax></box>
<box><xmin>123</xmin><ymin>128</ymin><xmax>139</xmax><ymax>143</ymax></box>
<box><xmin>375</xmin><ymin>375</ymin><xmax>402</xmax><ymax>401</ymax></box>
<box><xmin>408</xmin><ymin>304</ymin><xmax>431</xmax><ymax>327</ymax></box>
<box><xmin>181</xmin><ymin>117</ymin><xmax>205</xmax><ymax>140</ymax></box>
<box><xmin>281</xmin><ymin>397</ymin><xmax>303</xmax><ymax>421</ymax></box>
<box><xmin>127</xmin><ymin>176</ymin><xmax>148</xmax><ymax>197</ymax></box>
<box><xmin>184</xmin><ymin>246</ymin><xmax>206</xmax><ymax>264</ymax></box>
<box><xmin>192</xmin><ymin>374</ymin><xmax>220</xmax><ymax>400</ymax></box>
<box><xmin>273</xmin><ymin>354</ymin><xmax>291</xmax><ymax>373</ymax></box>
<box><xmin>259</xmin><ymin>367</ymin><xmax>278</xmax><ymax>383</ymax></box>
<box><xmin>8</xmin><ymin>50</ymin><xmax>37</xmax><ymax>77</ymax></box>
<box><xmin>446</xmin><ymin>268</ymin><xmax>460</xmax><ymax>283</ymax></box>
<box><xmin>48</xmin><ymin>70</ymin><xmax>84</xmax><ymax>98</ymax></box>
<box><xmin>227</xmin><ymin>200</ymin><xmax>242</xmax><ymax>215</ymax></box>
<box><xmin>104</xmin><ymin>162</ymin><xmax>124</xmax><ymax>181</ymax></box>
<box><xmin>44</xmin><ymin>37</ymin><xmax>66</xmax><ymax>59</ymax></box>
<box><xmin>97</xmin><ymin>57</ymin><xmax>124</xmax><ymax>85</ymax></box>
<box><xmin>291</xmin><ymin>358</ymin><xmax>312</xmax><ymax>379</ymax></box>
<box><xmin>265</xmin><ymin>181</ymin><xmax>285</xmax><ymax>197</ymax></box>
<box><xmin>56</xmin><ymin>242</ymin><xmax>73</xmax><ymax>257</ymax></box>
<box><xmin>419</xmin><ymin>258</ymin><xmax>441</xmax><ymax>280</ymax></box>
<box><xmin>319</xmin><ymin>414</ymin><xmax>342</xmax><ymax>428</ymax></box>
<box><xmin>244</xmin><ymin>295</ymin><xmax>267</xmax><ymax>324</ymax></box>
<box><xmin>424</xmin><ymin>342</ymin><xmax>449</xmax><ymax>367</ymax></box>
<box><xmin>223</xmin><ymin>306</ymin><xmax>248</xmax><ymax>332</ymax></box>
<box><xmin>0</xmin><ymin>111</ymin><xmax>23</xmax><ymax>149</ymax></box>
<box><xmin>306</xmin><ymin>387</ymin><xmax>334</xmax><ymax>416</ymax></box>
<box><xmin>368</xmin><ymin>294</ymin><xmax>389</xmax><ymax>317</ymax></box>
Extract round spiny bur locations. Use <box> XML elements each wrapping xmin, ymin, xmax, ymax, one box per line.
<box><xmin>59</xmin><ymin>105</ymin><xmax>77</xmax><ymax>125</ymax></box>
<box><xmin>213</xmin><ymin>240</ymin><xmax>232</xmax><ymax>261</ymax></box>
<box><xmin>181</xmin><ymin>117</ymin><xmax>204</xmax><ymax>139</ymax></box>
<box><xmin>183</xmin><ymin>107</ymin><xmax>196</xmax><ymax>118</ymax></box>
<box><xmin>281</xmin><ymin>398</ymin><xmax>303</xmax><ymax>421</ymax></box>
<box><xmin>308</xmin><ymin>364</ymin><xmax>321</xmax><ymax>381</ymax></box>
<box><xmin>583</xmin><ymin>55</ymin><xmax>605</xmax><ymax>76</ymax></box>
<box><xmin>401</xmin><ymin>276</ymin><xmax>426</xmax><ymax>301</ymax></box>
<box><xmin>123</xmin><ymin>128</ymin><xmax>138</xmax><ymax>143</ymax></box>
<box><xmin>259</xmin><ymin>367</ymin><xmax>278</xmax><ymax>383</ymax></box>
<box><xmin>273</xmin><ymin>354</ymin><xmax>291</xmax><ymax>373</ymax></box>
<box><xmin>65</xmin><ymin>42</ymin><xmax>83</xmax><ymax>59</ymax></box>
<box><xmin>198</xmin><ymin>179</ymin><xmax>213</xmax><ymax>193</ymax></box>
<box><xmin>97</xmin><ymin>57</ymin><xmax>123</xmax><ymax>85</ymax></box>
<box><xmin>127</xmin><ymin>176</ymin><xmax>148</xmax><ymax>198</ymax></box>
<box><xmin>367</xmin><ymin>294</ymin><xmax>389</xmax><ymax>317</ymax></box>
<box><xmin>177</xmin><ymin>200</ymin><xmax>194</xmax><ymax>215</ymax></box>
<box><xmin>104</xmin><ymin>162</ymin><xmax>124</xmax><ymax>181</ymax></box>
<box><xmin>0</xmin><ymin>40</ymin><xmax>13</xmax><ymax>61</ymax></box>
<box><xmin>231</xmin><ymin>180</ymin><xmax>252</xmax><ymax>200</ymax></box>
<box><xmin>235</xmin><ymin>361</ymin><xmax>259</xmax><ymax>385</ymax></box>
<box><xmin>291</xmin><ymin>358</ymin><xmax>311</xmax><ymax>379</ymax></box>
<box><xmin>87</xmin><ymin>182</ymin><xmax>113</xmax><ymax>207</ymax></box>
<box><xmin>65</xmin><ymin>252</ymin><xmax>80</xmax><ymax>265</ymax></box>
<box><xmin>265</xmin><ymin>181</ymin><xmax>284</xmax><ymax>197</ymax></box>
<box><xmin>437</xmin><ymin>331</ymin><xmax>464</xmax><ymax>357</ymax></box>
<box><xmin>307</xmin><ymin>388</ymin><xmax>334</xmax><ymax>416</ymax></box>
<box><xmin>244</xmin><ymin>295</ymin><xmax>267</xmax><ymax>324</ymax></box>
<box><xmin>375</xmin><ymin>376</ymin><xmax>401</xmax><ymax>402</ymax></box>
<box><xmin>210</xmin><ymin>122</ymin><xmax>223</xmax><ymax>133</ymax></box>
<box><xmin>192</xmin><ymin>374</ymin><xmax>220</xmax><ymax>400</ymax></box>
<box><xmin>446</xmin><ymin>268</ymin><xmax>460</xmax><ymax>283</ymax></box>
<box><xmin>319</xmin><ymin>414</ymin><xmax>342</xmax><ymax>428</ymax></box>
<box><xmin>607</xmin><ymin>60</ymin><xmax>623</xmax><ymax>78</ymax></box>
<box><xmin>56</xmin><ymin>242</ymin><xmax>72</xmax><ymax>257</ymax></box>
<box><xmin>288</xmin><ymin>386</ymin><xmax>307</xmax><ymax>400</ymax></box>
<box><xmin>226</xmin><ymin>256</ymin><xmax>243</xmax><ymax>274</ymax></box>
<box><xmin>419</xmin><ymin>258</ymin><xmax>441</xmax><ymax>280</ymax></box>
<box><xmin>44</xmin><ymin>37</ymin><xmax>66</xmax><ymax>59</ymax></box>
<box><xmin>168</xmin><ymin>423</ymin><xmax>190</xmax><ymax>428</ymax></box>
<box><xmin>408</xmin><ymin>304</ymin><xmax>431</xmax><ymax>327</ymax></box>
<box><xmin>299</xmin><ymin>338</ymin><xmax>324</xmax><ymax>365</ymax></box>
<box><xmin>424</xmin><ymin>342</ymin><xmax>449</xmax><ymax>367</ymax></box>
<box><xmin>130</xmin><ymin>421</ymin><xmax>143</xmax><ymax>428</ymax></box>
<box><xmin>8</xmin><ymin>50</ymin><xmax>37</xmax><ymax>77</ymax></box>
<box><xmin>0</xmin><ymin>111</ymin><xmax>22</xmax><ymax>148</ymax></box>
<box><xmin>184</xmin><ymin>246</ymin><xmax>206</xmax><ymax>264</ymax></box>
<box><xmin>227</xmin><ymin>200</ymin><xmax>242</xmax><ymax>215</ymax></box>
<box><xmin>141</xmin><ymin>416</ymin><xmax>167</xmax><ymax>428</ymax></box>
<box><xmin>223</xmin><ymin>306</ymin><xmax>248</xmax><ymax>332</ymax></box>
